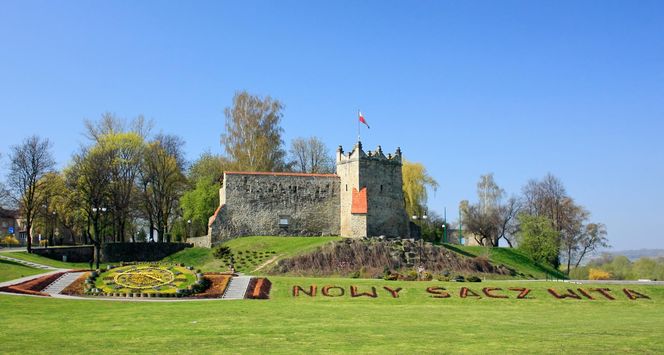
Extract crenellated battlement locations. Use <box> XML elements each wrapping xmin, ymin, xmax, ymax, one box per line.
<box><xmin>336</xmin><ymin>141</ymin><xmax>402</xmax><ymax>165</ymax></box>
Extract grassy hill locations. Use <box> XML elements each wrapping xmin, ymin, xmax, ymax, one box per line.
<box><xmin>0</xmin><ymin>277</ymin><xmax>662</xmax><ymax>353</ymax></box>
<box><xmin>168</xmin><ymin>238</ymin><xmax>566</xmax><ymax>280</ymax></box>
<box><xmin>0</xmin><ymin>259</ymin><xmax>47</xmax><ymax>282</ymax></box>
<box><xmin>0</xmin><ymin>251</ymin><xmax>109</xmax><ymax>270</ymax></box>
<box><xmin>164</xmin><ymin>236</ymin><xmax>341</xmax><ymax>273</ymax></box>
<box><xmin>442</xmin><ymin>244</ymin><xmax>567</xmax><ymax>279</ymax></box>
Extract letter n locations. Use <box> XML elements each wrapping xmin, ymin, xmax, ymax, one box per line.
<box><xmin>293</xmin><ymin>285</ymin><xmax>317</xmax><ymax>297</ymax></box>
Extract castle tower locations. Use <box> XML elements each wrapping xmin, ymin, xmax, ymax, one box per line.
<box><xmin>336</xmin><ymin>142</ymin><xmax>410</xmax><ymax>238</ymax></box>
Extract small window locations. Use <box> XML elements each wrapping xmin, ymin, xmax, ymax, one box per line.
<box><xmin>380</xmin><ymin>185</ymin><xmax>383</xmax><ymax>192</ymax></box>
<box><xmin>279</xmin><ymin>215</ymin><xmax>289</xmax><ymax>227</ymax></box>
<box><xmin>345</xmin><ymin>184</ymin><xmax>348</xmax><ymax>191</ymax></box>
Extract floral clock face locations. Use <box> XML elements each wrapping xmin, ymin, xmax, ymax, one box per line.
<box><xmin>114</xmin><ymin>266</ymin><xmax>176</xmax><ymax>289</ymax></box>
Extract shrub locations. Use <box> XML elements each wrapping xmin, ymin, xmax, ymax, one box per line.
<box><xmin>1</xmin><ymin>235</ymin><xmax>19</xmax><ymax>246</ymax></box>
<box><xmin>436</xmin><ymin>274</ymin><xmax>451</xmax><ymax>282</ymax></box>
<box><xmin>213</xmin><ymin>246</ymin><xmax>232</xmax><ymax>259</ymax></box>
<box><xmin>467</xmin><ymin>275</ymin><xmax>482</xmax><ymax>282</ymax></box>
<box><xmin>589</xmin><ymin>268</ymin><xmax>611</xmax><ymax>280</ymax></box>
<box><xmin>350</xmin><ymin>271</ymin><xmax>360</xmax><ymax>279</ymax></box>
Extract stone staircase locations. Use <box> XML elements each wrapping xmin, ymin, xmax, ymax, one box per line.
<box><xmin>0</xmin><ymin>254</ymin><xmax>57</xmax><ymax>270</ymax></box>
<box><xmin>222</xmin><ymin>276</ymin><xmax>252</xmax><ymax>300</ymax></box>
<box><xmin>41</xmin><ymin>272</ymin><xmax>85</xmax><ymax>295</ymax></box>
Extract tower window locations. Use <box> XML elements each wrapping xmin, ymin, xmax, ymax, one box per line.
<box><xmin>345</xmin><ymin>184</ymin><xmax>348</xmax><ymax>191</ymax></box>
<box><xmin>380</xmin><ymin>184</ymin><xmax>383</xmax><ymax>192</ymax></box>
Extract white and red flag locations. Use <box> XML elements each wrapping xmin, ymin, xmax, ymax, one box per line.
<box><xmin>358</xmin><ymin>111</ymin><xmax>370</xmax><ymax>128</ymax></box>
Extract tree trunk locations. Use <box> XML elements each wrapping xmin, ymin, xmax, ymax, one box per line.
<box><xmin>94</xmin><ymin>242</ymin><xmax>101</xmax><ymax>270</ymax></box>
<box><xmin>26</xmin><ymin>222</ymin><xmax>33</xmax><ymax>253</ymax></box>
<box><xmin>566</xmin><ymin>248</ymin><xmax>572</xmax><ymax>275</ymax></box>
<box><xmin>148</xmin><ymin>219</ymin><xmax>154</xmax><ymax>242</ymax></box>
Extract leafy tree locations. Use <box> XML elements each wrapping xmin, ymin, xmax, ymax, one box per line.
<box><xmin>6</xmin><ymin>136</ymin><xmax>56</xmax><ymax>252</ymax></box>
<box><xmin>460</xmin><ymin>174</ymin><xmax>520</xmax><ymax>247</ymax></box>
<box><xmin>66</xmin><ymin>144</ymin><xmax>115</xmax><ymax>269</ymax></box>
<box><xmin>181</xmin><ymin>152</ymin><xmax>228</xmax><ymax>237</ymax></box>
<box><xmin>402</xmin><ymin>159</ymin><xmax>438</xmax><ymax>218</ymax></box>
<box><xmin>522</xmin><ymin>173</ymin><xmax>608</xmax><ymax>271</ymax></box>
<box><xmin>516</xmin><ymin>214</ymin><xmax>559</xmax><ymax>267</ymax></box>
<box><xmin>220</xmin><ymin>91</ymin><xmax>287</xmax><ymax>171</ymax></box>
<box><xmin>289</xmin><ymin>136</ymin><xmax>334</xmax><ymax>173</ymax></box>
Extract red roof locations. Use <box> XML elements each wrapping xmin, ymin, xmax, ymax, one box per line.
<box><xmin>225</xmin><ymin>171</ymin><xmax>338</xmax><ymax>178</ymax></box>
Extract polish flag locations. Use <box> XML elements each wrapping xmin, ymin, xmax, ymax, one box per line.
<box><xmin>359</xmin><ymin>111</ymin><xmax>370</xmax><ymax>128</ymax></box>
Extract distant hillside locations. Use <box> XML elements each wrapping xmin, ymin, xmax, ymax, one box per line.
<box><xmin>605</xmin><ymin>249</ymin><xmax>664</xmax><ymax>261</ymax></box>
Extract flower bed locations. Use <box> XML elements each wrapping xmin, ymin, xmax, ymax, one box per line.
<box><xmin>245</xmin><ymin>277</ymin><xmax>272</xmax><ymax>299</ymax></box>
<box><xmin>87</xmin><ymin>263</ymin><xmax>204</xmax><ymax>297</ymax></box>
<box><xmin>60</xmin><ymin>272</ymin><xmax>91</xmax><ymax>296</ymax></box>
<box><xmin>192</xmin><ymin>273</ymin><xmax>231</xmax><ymax>298</ymax></box>
<box><xmin>0</xmin><ymin>271</ymin><xmax>68</xmax><ymax>296</ymax></box>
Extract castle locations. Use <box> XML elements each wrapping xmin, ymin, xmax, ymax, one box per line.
<box><xmin>190</xmin><ymin>142</ymin><xmax>410</xmax><ymax>247</ymax></box>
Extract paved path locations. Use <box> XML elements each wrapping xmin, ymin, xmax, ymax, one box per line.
<box><xmin>0</xmin><ymin>254</ymin><xmax>59</xmax><ymax>270</ymax></box>
<box><xmin>42</xmin><ymin>272</ymin><xmax>86</xmax><ymax>295</ymax></box>
<box><xmin>222</xmin><ymin>276</ymin><xmax>252</xmax><ymax>300</ymax></box>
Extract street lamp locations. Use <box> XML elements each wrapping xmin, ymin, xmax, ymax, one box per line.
<box><xmin>411</xmin><ymin>214</ymin><xmax>428</xmax><ymax>239</ymax></box>
<box><xmin>187</xmin><ymin>219</ymin><xmax>192</xmax><ymax>240</ymax></box>
<box><xmin>92</xmin><ymin>207</ymin><xmax>107</xmax><ymax>242</ymax></box>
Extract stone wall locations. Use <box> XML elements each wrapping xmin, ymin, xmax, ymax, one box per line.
<box><xmin>32</xmin><ymin>243</ymin><xmax>191</xmax><ymax>262</ymax></box>
<box><xmin>188</xmin><ymin>235</ymin><xmax>211</xmax><ymax>248</ymax></box>
<box><xmin>32</xmin><ymin>246</ymin><xmax>93</xmax><ymax>262</ymax></box>
<box><xmin>100</xmin><ymin>242</ymin><xmax>192</xmax><ymax>262</ymax></box>
<box><xmin>208</xmin><ymin>172</ymin><xmax>340</xmax><ymax>245</ymax></box>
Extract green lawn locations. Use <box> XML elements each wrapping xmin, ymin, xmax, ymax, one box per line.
<box><xmin>443</xmin><ymin>244</ymin><xmax>567</xmax><ymax>279</ymax></box>
<box><xmin>0</xmin><ymin>259</ymin><xmax>47</xmax><ymax>282</ymax></box>
<box><xmin>0</xmin><ymin>277</ymin><xmax>662</xmax><ymax>353</ymax></box>
<box><xmin>165</xmin><ymin>236</ymin><xmax>341</xmax><ymax>273</ymax></box>
<box><xmin>0</xmin><ymin>251</ymin><xmax>105</xmax><ymax>270</ymax></box>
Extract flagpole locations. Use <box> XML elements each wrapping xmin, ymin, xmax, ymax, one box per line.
<box><xmin>357</xmin><ymin>109</ymin><xmax>360</xmax><ymax>143</ymax></box>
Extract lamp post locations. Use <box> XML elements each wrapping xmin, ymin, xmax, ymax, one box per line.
<box><xmin>187</xmin><ymin>219</ymin><xmax>192</xmax><ymax>241</ymax></box>
<box><xmin>92</xmin><ymin>207</ymin><xmax>107</xmax><ymax>243</ymax></box>
<box><xmin>50</xmin><ymin>211</ymin><xmax>56</xmax><ymax>246</ymax></box>
<box><xmin>411</xmin><ymin>214</ymin><xmax>428</xmax><ymax>240</ymax></box>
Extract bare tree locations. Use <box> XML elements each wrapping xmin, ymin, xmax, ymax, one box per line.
<box><xmin>140</xmin><ymin>134</ymin><xmax>187</xmax><ymax>242</ymax></box>
<box><xmin>221</xmin><ymin>91</ymin><xmax>287</xmax><ymax>172</ymax></box>
<box><xmin>6</xmin><ymin>136</ymin><xmax>56</xmax><ymax>252</ymax></box>
<box><xmin>574</xmin><ymin>222</ymin><xmax>609</xmax><ymax>268</ymax></box>
<box><xmin>460</xmin><ymin>174</ymin><xmax>520</xmax><ymax>247</ymax></box>
<box><xmin>289</xmin><ymin>137</ymin><xmax>334</xmax><ymax>173</ymax></box>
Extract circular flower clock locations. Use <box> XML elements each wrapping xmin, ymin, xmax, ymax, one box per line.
<box><xmin>92</xmin><ymin>263</ymin><xmax>199</xmax><ymax>296</ymax></box>
<box><xmin>114</xmin><ymin>266</ymin><xmax>175</xmax><ymax>289</ymax></box>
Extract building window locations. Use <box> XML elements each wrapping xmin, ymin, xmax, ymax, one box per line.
<box><xmin>380</xmin><ymin>185</ymin><xmax>383</xmax><ymax>193</ymax></box>
<box><xmin>345</xmin><ymin>184</ymin><xmax>348</xmax><ymax>191</ymax></box>
<box><xmin>279</xmin><ymin>216</ymin><xmax>289</xmax><ymax>227</ymax></box>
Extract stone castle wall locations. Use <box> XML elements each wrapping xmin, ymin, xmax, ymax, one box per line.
<box><xmin>208</xmin><ymin>172</ymin><xmax>340</xmax><ymax>245</ymax></box>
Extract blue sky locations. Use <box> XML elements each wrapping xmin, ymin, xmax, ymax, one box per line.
<box><xmin>1</xmin><ymin>1</ymin><xmax>662</xmax><ymax>250</ymax></box>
